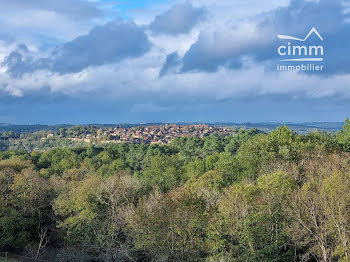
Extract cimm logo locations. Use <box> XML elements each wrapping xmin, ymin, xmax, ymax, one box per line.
<box><xmin>277</xmin><ymin>27</ymin><xmax>324</xmax><ymax>62</ymax></box>
<box><xmin>276</xmin><ymin>27</ymin><xmax>324</xmax><ymax>72</ymax></box>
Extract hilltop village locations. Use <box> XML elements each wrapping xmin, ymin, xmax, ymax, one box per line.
<box><xmin>65</xmin><ymin>124</ymin><xmax>235</xmax><ymax>144</ymax></box>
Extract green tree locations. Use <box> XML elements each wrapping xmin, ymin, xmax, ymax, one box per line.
<box><xmin>337</xmin><ymin>118</ymin><xmax>350</xmax><ymax>152</ymax></box>
<box><xmin>141</xmin><ymin>155</ymin><xmax>184</xmax><ymax>192</ymax></box>
<box><xmin>128</xmin><ymin>188</ymin><xmax>208</xmax><ymax>261</ymax></box>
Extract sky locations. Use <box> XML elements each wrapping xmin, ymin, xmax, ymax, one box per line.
<box><xmin>0</xmin><ymin>0</ymin><xmax>350</xmax><ymax>124</ymax></box>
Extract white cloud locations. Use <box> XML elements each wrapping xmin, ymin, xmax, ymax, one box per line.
<box><xmin>2</xmin><ymin>48</ymin><xmax>350</xmax><ymax>102</ymax></box>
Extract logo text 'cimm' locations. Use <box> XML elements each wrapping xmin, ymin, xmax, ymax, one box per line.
<box><xmin>277</xmin><ymin>27</ymin><xmax>324</xmax><ymax>62</ymax></box>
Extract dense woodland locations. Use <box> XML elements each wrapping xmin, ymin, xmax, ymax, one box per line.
<box><xmin>2</xmin><ymin>121</ymin><xmax>350</xmax><ymax>261</ymax></box>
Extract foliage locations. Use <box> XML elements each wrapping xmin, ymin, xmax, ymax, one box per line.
<box><xmin>0</xmin><ymin>124</ymin><xmax>350</xmax><ymax>261</ymax></box>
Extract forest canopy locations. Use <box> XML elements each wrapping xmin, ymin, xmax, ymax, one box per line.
<box><xmin>1</xmin><ymin>121</ymin><xmax>350</xmax><ymax>261</ymax></box>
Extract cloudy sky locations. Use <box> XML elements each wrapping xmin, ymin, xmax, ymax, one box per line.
<box><xmin>0</xmin><ymin>0</ymin><xmax>349</xmax><ymax>124</ymax></box>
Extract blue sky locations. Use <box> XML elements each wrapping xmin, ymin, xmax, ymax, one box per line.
<box><xmin>0</xmin><ymin>0</ymin><xmax>349</xmax><ymax>124</ymax></box>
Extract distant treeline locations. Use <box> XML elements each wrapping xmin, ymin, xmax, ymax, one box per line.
<box><xmin>0</xmin><ymin>124</ymin><xmax>72</xmax><ymax>133</ymax></box>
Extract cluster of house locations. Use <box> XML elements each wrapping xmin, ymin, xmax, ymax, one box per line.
<box><xmin>82</xmin><ymin>124</ymin><xmax>234</xmax><ymax>144</ymax></box>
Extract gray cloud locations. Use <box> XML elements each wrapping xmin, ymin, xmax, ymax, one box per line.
<box><xmin>149</xmin><ymin>3</ymin><xmax>206</xmax><ymax>35</ymax></box>
<box><xmin>3</xmin><ymin>20</ymin><xmax>151</xmax><ymax>76</ymax></box>
<box><xmin>50</xmin><ymin>20</ymin><xmax>151</xmax><ymax>74</ymax></box>
<box><xmin>159</xmin><ymin>52</ymin><xmax>181</xmax><ymax>77</ymax></box>
<box><xmin>1</xmin><ymin>44</ymin><xmax>33</xmax><ymax>78</ymax></box>
<box><xmin>181</xmin><ymin>30</ymin><xmax>245</xmax><ymax>72</ymax></box>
